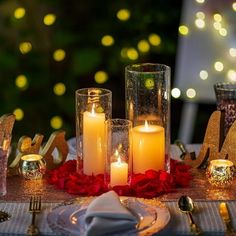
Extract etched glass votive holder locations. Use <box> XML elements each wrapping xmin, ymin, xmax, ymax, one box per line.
<box><xmin>19</xmin><ymin>154</ymin><xmax>46</xmax><ymax>180</ymax></box>
<box><xmin>105</xmin><ymin>119</ymin><xmax>132</xmax><ymax>188</ymax></box>
<box><xmin>206</xmin><ymin>159</ymin><xmax>235</xmax><ymax>188</ymax></box>
<box><xmin>0</xmin><ymin>135</ymin><xmax>11</xmax><ymax>196</ymax></box>
<box><xmin>75</xmin><ymin>88</ymin><xmax>112</xmax><ymax>175</ymax></box>
<box><xmin>125</xmin><ymin>63</ymin><xmax>171</xmax><ymax>174</ymax></box>
<box><xmin>214</xmin><ymin>82</ymin><xmax>236</xmax><ymax>136</ymax></box>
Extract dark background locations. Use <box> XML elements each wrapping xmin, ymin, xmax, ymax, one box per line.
<box><xmin>0</xmin><ymin>0</ymin><xmax>216</xmax><ymax>143</ymax></box>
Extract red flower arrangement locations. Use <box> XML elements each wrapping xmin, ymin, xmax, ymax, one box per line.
<box><xmin>47</xmin><ymin>159</ymin><xmax>192</xmax><ymax>198</ymax></box>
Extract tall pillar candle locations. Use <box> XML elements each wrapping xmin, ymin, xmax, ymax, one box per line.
<box><xmin>75</xmin><ymin>88</ymin><xmax>112</xmax><ymax>175</ymax></box>
<box><xmin>83</xmin><ymin>107</ymin><xmax>105</xmax><ymax>175</ymax></box>
<box><xmin>132</xmin><ymin>121</ymin><xmax>165</xmax><ymax>173</ymax></box>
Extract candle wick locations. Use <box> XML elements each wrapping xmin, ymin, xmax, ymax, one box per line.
<box><xmin>144</xmin><ymin>120</ymin><xmax>149</xmax><ymax>129</ymax></box>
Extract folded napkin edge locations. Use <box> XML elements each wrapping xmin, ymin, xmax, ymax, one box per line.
<box><xmin>85</xmin><ymin>211</ymin><xmax>138</xmax><ymax>221</ymax></box>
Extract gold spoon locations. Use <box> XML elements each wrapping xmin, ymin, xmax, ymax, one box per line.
<box><xmin>178</xmin><ymin>195</ymin><xmax>201</xmax><ymax>235</ymax></box>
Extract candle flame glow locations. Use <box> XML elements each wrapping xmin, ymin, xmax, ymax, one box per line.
<box><xmin>117</xmin><ymin>156</ymin><xmax>121</xmax><ymax>164</ymax></box>
<box><xmin>115</xmin><ymin>149</ymin><xmax>122</xmax><ymax>164</ymax></box>
<box><xmin>91</xmin><ymin>104</ymin><xmax>95</xmax><ymax>116</ymax></box>
<box><xmin>144</xmin><ymin>120</ymin><xmax>149</xmax><ymax>129</ymax></box>
<box><xmin>115</xmin><ymin>149</ymin><xmax>119</xmax><ymax>156</ymax></box>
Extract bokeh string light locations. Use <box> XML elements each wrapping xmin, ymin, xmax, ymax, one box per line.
<box><xmin>43</xmin><ymin>14</ymin><xmax>56</xmax><ymax>26</ymax></box>
<box><xmin>0</xmin><ymin>1</ymin><xmax>182</xmax><ymax>140</ymax></box>
<box><xmin>13</xmin><ymin>108</ymin><xmax>24</xmax><ymax>121</ymax></box>
<box><xmin>53</xmin><ymin>83</ymin><xmax>66</xmax><ymax>96</ymax></box>
<box><xmin>50</xmin><ymin>116</ymin><xmax>63</xmax><ymax>129</ymax></box>
<box><xmin>116</xmin><ymin>9</ymin><xmax>130</xmax><ymax>21</ymax></box>
<box><xmin>175</xmin><ymin>0</ymin><xmax>236</xmax><ymax>102</ymax></box>
<box><xmin>19</xmin><ymin>42</ymin><xmax>32</xmax><ymax>54</ymax></box>
<box><xmin>15</xmin><ymin>75</ymin><xmax>28</xmax><ymax>90</ymax></box>
<box><xmin>94</xmin><ymin>71</ymin><xmax>108</xmax><ymax>84</ymax></box>
<box><xmin>53</xmin><ymin>49</ymin><xmax>66</xmax><ymax>61</ymax></box>
<box><xmin>14</xmin><ymin>7</ymin><xmax>25</xmax><ymax>19</ymax></box>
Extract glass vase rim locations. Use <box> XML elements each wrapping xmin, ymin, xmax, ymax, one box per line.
<box><xmin>75</xmin><ymin>87</ymin><xmax>112</xmax><ymax>97</ymax></box>
<box><xmin>214</xmin><ymin>82</ymin><xmax>236</xmax><ymax>91</ymax></box>
<box><xmin>209</xmin><ymin>159</ymin><xmax>234</xmax><ymax>166</ymax></box>
<box><xmin>105</xmin><ymin>118</ymin><xmax>132</xmax><ymax>127</ymax></box>
<box><xmin>125</xmin><ymin>63</ymin><xmax>170</xmax><ymax>74</ymax></box>
<box><xmin>21</xmin><ymin>154</ymin><xmax>43</xmax><ymax>161</ymax></box>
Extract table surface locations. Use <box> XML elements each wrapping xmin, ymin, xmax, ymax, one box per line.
<box><xmin>2</xmin><ymin>144</ymin><xmax>236</xmax><ymax>203</ymax></box>
<box><xmin>1</xmin><ymin>144</ymin><xmax>236</xmax><ymax>235</ymax></box>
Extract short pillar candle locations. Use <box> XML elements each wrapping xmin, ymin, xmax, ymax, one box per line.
<box><xmin>132</xmin><ymin>121</ymin><xmax>165</xmax><ymax>173</ymax></box>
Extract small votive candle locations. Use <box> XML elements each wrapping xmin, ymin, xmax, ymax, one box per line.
<box><xmin>110</xmin><ymin>150</ymin><xmax>128</xmax><ymax>187</ymax></box>
<box><xmin>20</xmin><ymin>154</ymin><xmax>46</xmax><ymax>180</ymax></box>
<box><xmin>105</xmin><ymin>119</ymin><xmax>132</xmax><ymax>188</ymax></box>
<box><xmin>206</xmin><ymin>159</ymin><xmax>235</xmax><ymax>187</ymax></box>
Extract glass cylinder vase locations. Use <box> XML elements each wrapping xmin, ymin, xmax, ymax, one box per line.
<box><xmin>75</xmin><ymin>88</ymin><xmax>112</xmax><ymax>175</ymax></box>
<box><xmin>214</xmin><ymin>82</ymin><xmax>236</xmax><ymax>137</ymax></box>
<box><xmin>125</xmin><ymin>63</ymin><xmax>171</xmax><ymax>174</ymax></box>
<box><xmin>105</xmin><ymin>119</ymin><xmax>132</xmax><ymax>188</ymax></box>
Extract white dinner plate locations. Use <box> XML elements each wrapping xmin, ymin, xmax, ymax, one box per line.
<box><xmin>47</xmin><ymin>197</ymin><xmax>170</xmax><ymax>236</ymax></box>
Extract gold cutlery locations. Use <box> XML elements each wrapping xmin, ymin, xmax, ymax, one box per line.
<box><xmin>219</xmin><ymin>202</ymin><xmax>236</xmax><ymax>236</ymax></box>
<box><xmin>27</xmin><ymin>196</ymin><xmax>41</xmax><ymax>236</ymax></box>
<box><xmin>178</xmin><ymin>195</ymin><xmax>201</xmax><ymax>235</ymax></box>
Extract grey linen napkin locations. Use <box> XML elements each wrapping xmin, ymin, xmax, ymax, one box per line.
<box><xmin>84</xmin><ymin>191</ymin><xmax>138</xmax><ymax>236</ymax></box>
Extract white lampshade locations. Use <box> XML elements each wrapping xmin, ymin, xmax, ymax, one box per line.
<box><xmin>174</xmin><ymin>0</ymin><xmax>236</xmax><ymax>103</ymax></box>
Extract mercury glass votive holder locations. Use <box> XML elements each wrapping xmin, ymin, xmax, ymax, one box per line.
<box><xmin>20</xmin><ymin>154</ymin><xmax>46</xmax><ymax>180</ymax></box>
<box><xmin>125</xmin><ymin>63</ymin><xmax>171</xmax><ymax>174</ymax></box>
<box><xmin>105</xmin><ymin>119</ymin><xmax>132</xmax><ymax>188</ymax></box>
<box><xmin>214</xmin><ymin>82</ymin><xmax>236</xmax><ymax>136</ymax></box>
<box><xmin>206</xmin><ymin>159</ymin><xmax>235</xmax><ymax>188</ymax></box>
<box><xmin>75</xmin><ymin>88</ymin><xmax>112</xmax><ymax>175</ymax></box>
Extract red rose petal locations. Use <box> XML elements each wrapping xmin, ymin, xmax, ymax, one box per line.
<box><xmin>145</xmin><ymin>169</ymin><xmax>159</xmax><ymax>179</ymax></box>
<box><xmin>47</xmin><ymin>159</ymin><xmax>192</xmax><ymax>198</ymax></box>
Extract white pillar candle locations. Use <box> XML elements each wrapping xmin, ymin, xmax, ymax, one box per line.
<box><xmin>83</xmin><ymin>105</ymin><xmax>105</xmax><ymax>175</ymax></box>
<box><xmin>132</xmin><ymin>120</ymin><xmax>165</xmax><ymax>173</ymax></box>
<box><xmin>110</xmin><ymin>150</ymin><xmax>128</xmax><ymax>187</ymax></box>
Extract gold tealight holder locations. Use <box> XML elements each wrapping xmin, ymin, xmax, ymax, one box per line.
<box><xmin>19</xmin><ymin>154</ymin><xmax>46</xmax><ymax>180</ymax></box>
<box><xmin>206</xmin><ymin>159</ymin><xmax>235</xmax><ymax>188</ymax></box>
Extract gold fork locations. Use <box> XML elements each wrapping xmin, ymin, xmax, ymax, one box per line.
<box><xmin>27</xmin><ymin>196</ymin><xmax>41</xmax><ymax>236</ymax></box>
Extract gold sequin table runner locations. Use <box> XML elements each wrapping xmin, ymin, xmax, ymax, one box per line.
<box><xmin>2</xmin><ymin>144</ymin><xmax>236</xmax><ymax>203</ymax></box>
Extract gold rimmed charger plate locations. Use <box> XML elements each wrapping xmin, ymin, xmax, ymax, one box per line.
<box><xmin>47</xmin><ymin>197</ymin><xmax>170</xmax><ymax>235</ymax></box>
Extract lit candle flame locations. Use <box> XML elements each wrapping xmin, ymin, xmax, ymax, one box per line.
<box><xmin>91</xmin><ymin>104</ymin><xmax>95</xmax><ymax>116</ymax></box>
<box><xmin>115</xmin><ymin>149</ymin><xmax>119</xmax><ymax>156</ymax></box>
<box><xmin>144</xmin><ymin>120</ymin><xmax>149</xmax><ymax>129</ymax></box>
<box><xmin>117</xmin><ymin>156</ymin><xmax>121</xmax><ymax>164</ymax></box>
<box><xmin>115</xmin><ymin>149</ymin><xmax>122</xmax><ymax>164</ymax></box>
